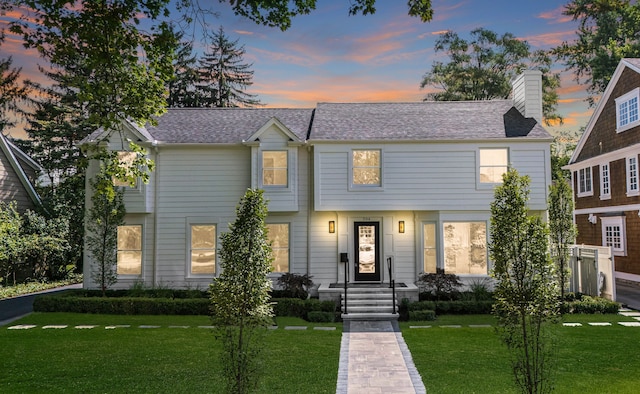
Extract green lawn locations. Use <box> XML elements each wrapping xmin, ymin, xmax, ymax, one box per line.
<box><xmin>3</xmin><ymin>313</ymin><xmax>640</xmax><ymax>393</ymax></box>
<box><xmin>401</xmin><ymin>314</ymin><xmax>640</xmax><ymax>393</ymax></box>
<box><xmin>1</xmin><ymin>313</ymin><xmax>341</xmax><ymax>393</ymax></box>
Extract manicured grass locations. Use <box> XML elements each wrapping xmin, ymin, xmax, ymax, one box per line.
<box><xmin>402</xmin><ymin>314</ymin><xmax>640</xmax><ymax>393</ymax></box>
<box><xmin>1</xmin><ymin>313</ymin><xmax>341</xmax><ymax>393</ymax></box>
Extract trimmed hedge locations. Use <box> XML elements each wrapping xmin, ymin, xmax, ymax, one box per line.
<box><xmin>33</xmin><ymin>295</ymin><xmax>210</xmax><ymax>315</ymax></box>
<box><xmin>408</xmin><ymin>310</ymin><xmax>436</xmax><ymax>321</ymax></box>
<box><xmin>272</xmin><ymin>298</ymin><xmax>337</xmax><ymax>320</ymax></box>
<box><xmin>561</xmin><ymin>296</ymin><xmax>619</xmax><ymax>314</ymax></box>
<box><xmin>408</xmin><ymin>300</ymin><xmax>493</xmax><ymax>315</ymax></box>
<box><xmin>307</xmin><ymin>311</ymin><xmax>336</xmax><ymax>323</ymax></box>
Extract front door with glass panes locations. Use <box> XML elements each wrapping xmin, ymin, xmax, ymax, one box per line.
<box><xmin>354</xmin><ymin>222</ymin><xmax>380</xmax><ymax>281</ymax></box>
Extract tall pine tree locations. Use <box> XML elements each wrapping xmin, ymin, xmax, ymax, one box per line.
<box><xmin>0</xmin><ymin>31</ymin><xmax>27</xmax><ymax>133</ymax></box>
<box><xmin>197</xmin><ymin>27</ymin><xmax>263</xmax><ymax>108</ymax></box>
<box><xmin>166</xmin><ymin>26</ymin><xmax>201</xmax><ymax>108</ymax></box>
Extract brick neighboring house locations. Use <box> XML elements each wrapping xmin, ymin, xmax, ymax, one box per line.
<box><xmin>0</xmin><ymin>132</ymin><xmax>42</xmax><ymax>213</ymax></box>
<box><xmin>565</xmin><ymin>58</ymin><xmax>640</xmax><ymax>285</ymax></box>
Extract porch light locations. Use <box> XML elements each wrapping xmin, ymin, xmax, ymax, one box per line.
<box><xmin>329</xmin><ymin>221</ymin><xmax>335</xmax><ymax>233</ymax></box>
<box><xmin>399</xmin><ymin>221</ymin><xmax>405</xmax><ymax>233</ymax></box>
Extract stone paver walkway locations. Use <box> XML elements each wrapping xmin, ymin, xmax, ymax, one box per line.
<box><xmin>337</xmin><ymin>321</ymin><xmax>426</xmax><ymax>394</ymax></box>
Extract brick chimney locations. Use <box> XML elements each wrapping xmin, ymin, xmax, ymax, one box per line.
<box><xmin>512</xmin><ymin>70</ymin><xmax>543</xmax><ymax>124</ymax></box>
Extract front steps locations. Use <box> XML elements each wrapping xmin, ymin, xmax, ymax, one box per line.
<box><xmin>341</xmin><ymin>286</ymin><xmax>399</xmax><ymax>321</ymax></box>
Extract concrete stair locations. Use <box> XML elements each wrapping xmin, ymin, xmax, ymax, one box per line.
<box><xmin>341</xmin><ymin>286</ymin><xmax>399</xmax><ymax>321</ymax></box>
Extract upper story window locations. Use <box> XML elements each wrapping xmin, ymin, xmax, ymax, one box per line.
<box><xmin>627</xmin><ymin>156</ymin><xmax>639</xmax><ymax>196</ymax></box>
<box><xmin>189</xmin><ymin>225</ymin><xmax>216</xmax><ymax>276</ymax></box>
<box><xmin>577</xmin><ymin>167</ymin><xmax>593</xmax><ymax>197</ymax></box>
<box><xmin>600</xmin><ymin>163</ymin><xmax>610</xmax><ymax>200</ymax></box>
<box><xmin>479</xmin><ymin>148</ymin><xmax>508</xmax><ymax>184</ymax></box>
<box><xmin>616</xmin><ymin>88</ymin><xmax>640</xmax><ymax>132</ymax></box>
<box><xmin>262</xmin><ymin>151</ymin><xmax>288</xmax><ymax>187</ymax></box>
<box><xmin>267</xmin><ymin>223</ymin><xmax>289</xmax><ymax>273</ymax></box>
<box><xmin>117</xmin><ymin>225</ymin><xmax>142</xmax><ymax>275</ymax></box>
<box><xmin>352</xmin><ymin>150</ymin><xmax>381</xmax><ymax>187</ymax></box>
<box><xmin>112</xmin><ymin>151</ymin><xmax>138</xmax><ymax>188</ymax></box>
<box><xmin>601</xmin><ymin>216</ymin><xmax>626</xmax><ymax>256</ymax></box>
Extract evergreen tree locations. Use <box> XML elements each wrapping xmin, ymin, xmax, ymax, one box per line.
<box><xmin>421</xmin><ymin>28</ymin><xmax>562</xmax><ymax>126</ymax></box>
<box><xmin>0</xmin><ymin>31</ymin><xmax>27</xmax><ymax>133</ymax></box>
<box><xmin>197</xmin><ymin>27</ymin><xmax>263</xmax><ymax>108</ymax></box>
<box><xmin>210</xmin><ymin>188</ymin><xmax>273</xmax><ymax>394</ymax></box>
<box><xmin>166</xmin><ymin>27</ymin><xmax>202</xmax><ymax>108</ymax></box>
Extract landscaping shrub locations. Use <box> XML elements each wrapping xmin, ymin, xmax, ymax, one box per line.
<box><xmin>416</xmin><ymin>269</ymin><xmax>463</xmax><ymax>301</ymax></box>
<box><xmin>408</xmin><ymin>310</ymin><xmax>436</xmax><ymax>321</ymax></box>
<box><xmin>561</xmin><ymin>296</ymin><xmax>619</xmax><ymax>314</ymax></box>
<box><xmin>272</xmin><ymin>298</ymin><xmax>336</xmax><ymax>320</ymax></box>
<box><xmin>307</xmin><ymin>311</ymin><xmax>335</xmax><ymax>323</ymax></box>
<box><xmin>276</xmin><ymin>273</ymin><xmax>314</xmax><ymax>299</ymax></box>
<box><xmin>33</xmin><ymin>295</ymin><xmax>210</xmax><ymax>315</ymax></box>
<box><xmin>406</xmin><ymin>300</ymin><xmax>493</xmax><ymax>316</ymax></box>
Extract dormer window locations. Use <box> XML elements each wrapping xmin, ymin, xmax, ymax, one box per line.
<box><xmin>616</xmin><ymin>88</ymin><xmax>640</xmax><ymax>132</ymax></box>
<box><xmin>262</xmin><ymin>151</ymin><xmax>288</xmax><ymax>187</ymax></box>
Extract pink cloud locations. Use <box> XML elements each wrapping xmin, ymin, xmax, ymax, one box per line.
<box><xmin>432</xmin><ymin>1</ymin><xmax>468</xmax><ymax>23</ymax></box>
<box><xmin>537</xmin><ymin>6</ymin><xmax>573</xmax><ymax>24</ymax></box>
<box><xmin>523</xmin><ymin>30</ymin><xmax>576</xmax><ymax>47</ymax></box>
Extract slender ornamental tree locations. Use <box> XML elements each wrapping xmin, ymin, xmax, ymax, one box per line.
<box><xmin>197</xmin><ymin>27</ymin><xmax>263</xmax><ymax>108</ymax></box>
<box><xmin>210</xmin><ymin>188</ymin><xmax>273</xmax><ymax>394</ymax></box>
<box><xmin>421</xmin><ymin>28</ymin><xmax>562</xmax><ymax>125</ymax></box>
<box><xmin>548</xmin><ymin>175</ymin><xmax>577</xmax><ymax>301</ymax></box>
<box><xmin>490</xmin><ymin>168</ymin><xmax>560</xmax><ymax>394</ymax></box>
<box><xmin>553</xmin><ymin>0</ymin><xmax>640</xmax><ymax>106</ymax></box>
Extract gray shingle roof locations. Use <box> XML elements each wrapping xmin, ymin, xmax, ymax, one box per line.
<box><xmin>146</xmin><ymin>108</ymin><xmax>314</xmax><ymax>143</ymax></box>
<box><xmin>308</xmin><ymin>101</ymin><xmax>551</xmax><ymax>141</ymax></box>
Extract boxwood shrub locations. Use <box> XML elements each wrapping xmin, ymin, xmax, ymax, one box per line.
<box><xmin>271</xmin><ymin>298</ymin><xmax>336</xmax><ymax>320</ymax></box>
<box><xmin>408</xmin><ymin>310</ymin><xmax>436</xmax><ymax>321</ymax></box>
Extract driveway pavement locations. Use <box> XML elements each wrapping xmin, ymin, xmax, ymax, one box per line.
<box><xmin>0</xmin><ymin>283</ymin><xmax>82</xmax><ymax>326</ymax></box>
<box><xmin>615</xmin><ymin>281</ymin><xmax>640</xmax><ymax>310</ymax></box>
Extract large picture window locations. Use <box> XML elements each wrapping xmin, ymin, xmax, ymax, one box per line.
<box><xmin>190</xmin><ymin>225</ymin><xmax>216</xmax><ymax>275</ymax></box>
<box><xmin>352</xmin><ymin>150</ymin><xmax>381</xmax><ymax>186</ymax></box>
<box><xmin>616</xmin><ymin>88</ymin><xmax>640</xmax><ymax>131</ymax></box>
<box><xmin>423</xmin><ymin>223</ymin><xmax>437</xmax><ymax>274</ymax></box>
<box><xmin>262</xmin><ymin>151</ymin><xmax>288</xmax><ymax>187</ymax></box>
<box><xmin>117</xmin><ymin>225</ymin><xmax>142</xmax><ymax>275</ymax></box>
<box><xmin>443</xmin><ymin>222</ymin><xmax>487</xmax><ymax>275</ymax></box>
<box><xmin>479</xmin><ymin>148</ymin><xmax>508</xmax><ymax>183</ymax></box>
<box><xmin>267</xmin><ymin>223</ymin><xmax>289</xmax><ymax>272</ymax></box>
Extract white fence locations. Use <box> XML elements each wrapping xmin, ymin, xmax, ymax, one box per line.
<box><xmin>568</xmin><ymin>245</ymin><xmax>616</xmax><ymax>301</ymax></box>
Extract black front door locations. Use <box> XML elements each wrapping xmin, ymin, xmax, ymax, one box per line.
<box><xmin>354</xmin><ymin>222</ymin><xmax>380</xmax><ymax>281</ymax></box>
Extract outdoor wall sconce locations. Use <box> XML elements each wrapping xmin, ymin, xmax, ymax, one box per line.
<box><xmin>329</xmin><ymin>221</ymin><xmax>335</xmax><ymax>233</ymax></box>
<box><xmin>399</xmin><ymin>221</ymin><xmax>405</xmax><ymax>233</ymax></box>
<box><xmin>588</xmin><ymin>214</ymin><xmax>597</xmax><ymax>225</ymax></box>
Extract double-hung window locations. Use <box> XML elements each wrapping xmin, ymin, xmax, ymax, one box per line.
<box><xmin>112</xmin><ymin>151</ymin><xmax>138</xmax><ymax>188</ymax></box>
<box><xmin>616</xmin><ymin>88</ymin><xmax>640</xmax><ymax>132</ymax></box>
<box><xmin>267</xmin><ymin>223</ymin><xmax>289</xmax><ymax>273</ymax></box>
<box><xmin>600</xmin><ymin>163</ymin><xmax>610</xmax><ymax>199</ymax></box>
<box><xmin>479</xmin><ymin>148</ymin><xmax>508</xmax><ymax>184</ymax></box>
<box><xmin>352</xmin><ymin>150</ymin><xmax>381</xmax><ymax>187</ymax></box>
<box><xmin>117</xmin><ymin>225</ymin><xmax>142</xmax><ymax>275</ymax></box>
<box><xmin>189</xmin><ymin>225</ymin><xmax>216</xmax><ymax>275</ymax></box>
<box><xmin>627</xmin><ymin>156</ymin><xmax>639</xmax><ymax>196</ymax></box>
<box><xmin>577</xmin><ymin>167</ymin><xmax>593</xmax><ymax>197</ymax></box>
<box><xmin>262</xmin><ymin>151</ymin><xmax>288</xmax><ymax>187</ymax></box>
<box><xmin>601</xmin><ymin>217</ymin><xmax>626</xmax><ymax>255</ymax></box>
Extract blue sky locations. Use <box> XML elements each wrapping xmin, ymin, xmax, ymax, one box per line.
<box><xmin>1</xmin><ymin>1</ymin><xmax>588</xmax><ymax>139</ymax></box>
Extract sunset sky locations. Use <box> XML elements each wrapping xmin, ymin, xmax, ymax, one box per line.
<box><xmin>1</xmin><ymin>0</ymin><xmax>590</xmax><ymax>140</ymax></box>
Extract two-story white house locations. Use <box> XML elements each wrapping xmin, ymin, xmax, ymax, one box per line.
<box><xmin>82</xmin><ymin>71</ymin><xmax>553</xmax><ymax>301</ymax></box>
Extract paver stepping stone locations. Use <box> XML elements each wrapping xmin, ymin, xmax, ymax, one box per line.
<box><xmin>314</xmin><ymin>326</ymin><xmax>336</xmax><ymax>331</ymax></box>
<box><xmin>469</xmin><ymin>324</ymin><xmax>492</xmax><ymax>328</ymax></box>
<box><xmin>409</xmin><ymin>326</ymin><xmax>432</xmax><ymax>329</ymax></box>
<box><xmin>139</xmin><ymin>325</ymin><xmax>161</xmax><ymax>329</ymax></box>
<box><xmin>588</xmin><ymin>322</ymin><xmax>612</xmax><ymax>326</ymax></box>
<box><xmin>75</xmin><ymin>325</ymin><xmax>97</xmax><ymax>329</ymax></box>
<box><xmin>169</xmin><ymin>325</ymin><xmax>190</xmax><ymax>329</ymax></box>
<box><xmin>42</xmin><ymin>325</ymin><xmax>68</xmax><ymax>329</ymax></box>
<box><xmin>284</xmin><ymin>326</ymin><xmax>307</xmax><ymax>330</ymax></box>
<box><xmin>8</xmin><ymin>325</ymin><xmax>36</xmax><ymax>330</ymax></box>
<box><xmin>198</xmin><ymin>325</ymin><xmax>215</xmax><ymax>329</ymax></box>
<box><xmin>563</xmin><ymin>323</ymin><xmax>582</xmax><ymax>327</ymax></box>
<box><xmin>268</xmin><ymin>326</ymin><xmax>278</xmax><ymax>330</ymax></box>
<box><xmin>619</xmin><ymin>322</ymin><xmax>640</xmax><ymax>327</ymax></box>
<box><xmin>619</xmin><ymin>311</ymin><xmax>640</xmax><ymax>317</ymax></box>
<box><xmin>440</xmin><ymin>325</ymin><xmax>461</xmax><ymax>328</ymax></box>
<box><xmin>105</xmin><ymin>325</ymin><xmax>131</xmax><ymax>329</ymax></box>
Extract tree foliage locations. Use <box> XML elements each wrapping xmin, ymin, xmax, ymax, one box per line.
<box><xmin>86</xmin><ymin>169</ymin><xmax>126</xmax><ymax>296</ymax></box>
<box><xmin>553</xmin><ymin>0</ymin><xmax>640</xmax><ymax>106</ymax></box>
<box><xmin>421</xmin><ymin>28</ymin><xmax>562</xmax><ymax>125</ymax></box>
<box><xmin>210</xmin><ymin>188</ymin><xmax>273</xmax><ymax>394</ymax></box>
<box><xmin>548</xmin><ymin>176</ymin><xmax>577</xmax><ymax>301</ymax></box>
<box><xmin>196</xmin><ymin>27</ymin><xmax>263</xmax><ymax>108</ymax></box>
<box><xmin>490</xmin><ymin>168</ymin><xmax>560</xmax><ymax>394</ymax></box>
<box><xmin>0</xmin><ymin>32</ymin><xmax>28</xmax><ymax>132</ymax></box>
<box><xmin>166</xmin><ymin>26</ymin><xmax>201</xmax><ymax>108</ymax></box>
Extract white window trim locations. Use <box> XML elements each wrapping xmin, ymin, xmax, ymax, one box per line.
<box><xmin>116</xmin><ymin>224</ymin><xmax>143</xmax><ymax>277</ymax></box>
<box><xmin>349</xmin><ymin>148</ymin><xmax>384</xmax><ymax>191</ymax></box>
<box><xmin>616</xmin><ymin>88</ymin><xmax>640</xmax><ymax>132</ymax></box>
<box><xmin>477</xmin><ymin>147</ymin><xmax>509</xmax><ymax>189</ymax></box>
<box><xmin>577</xmin><ymin>167</ymin><xmax>593</xmax><ymax>197</ymax></box>
<box><xmin>600</xmin><ymin>163</ymin><xmax>611</xmax><ymax>200</ymax></box>
<box><xmin>258</xmin><ymin>149</ymin><xmax>293</xmax><ymax>192</ymax></box>
<box><xmin>600</xmin><ymin>216</ymin><xmax>626</xmax><ymax>256</ymax></box>
<box><xmin>626</xmin><ymin>156</ymin><xmax>639</xmax><ymax>197</ymax></box>
<box><xmin>186</xmin><ymin>222</ymin><xmax>217</xmax><ymax>278</ymax></box>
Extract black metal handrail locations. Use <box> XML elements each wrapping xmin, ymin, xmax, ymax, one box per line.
<box><xmin>387</xmin><ymin>257</ymin><xmax>396</xmax><ymax>314</ymax></box>
<box><xmin>343</xmin><ymin>255</ymin><xmax>349</xmax><ymax>314</ymax></box>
